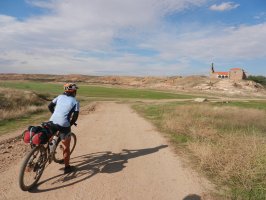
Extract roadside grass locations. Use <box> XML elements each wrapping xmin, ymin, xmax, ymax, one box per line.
<box><xmin>213</xmin><ymin>101</ymin><xmax>266</xmax><ymax>110</ymax></box>
<box><xmin>0</xmin><ymin>88</ymin><xmax>48</xmax><ymax>120</ymax></box>
<box><xmin>0</xmin><ymin>81</ymin><xmax>197</xmax><ymax>99</ymax></box>
<box><xmin>0</xmin><ymin>87</ymin><xmax>49</xmax><ymax>135</ymax></box>
<box><xmin>0</xmin><ymin>112</ymin><xmax>50</xmax><ymax>136</ymax></box>
<box><xmin>133</xmin><ymin>101</ymin><xmax>266</xmax><ymax>200</ymax></box>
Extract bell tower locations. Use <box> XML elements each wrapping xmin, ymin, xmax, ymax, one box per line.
<box><xmin>211</xmin><ymin>63</ymin><xmax>215</xmax><ymax>73</ymax></box>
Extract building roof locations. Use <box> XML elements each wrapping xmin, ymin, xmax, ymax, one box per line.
<box><xmin>230</xmin><ymin>68</ymin><xmax>242</xmax><ymax>71</ymax></box>
<box><xmin>213</xmin><ymin>72</ymin><xmax>229</xmax><ymax>76</ymax></box>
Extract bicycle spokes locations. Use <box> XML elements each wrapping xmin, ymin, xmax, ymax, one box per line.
<box><xmin>19</xmin><ymin>146</ymin><xmax>47</xmax><ymax>191</ymax></box>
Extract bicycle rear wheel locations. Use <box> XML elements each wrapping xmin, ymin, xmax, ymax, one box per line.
<box><xmin>19</xmin><ymin>145</ymin><xmax>47</xmax><ymax>191</ymax></box>
<box><xmin>53</xmin><ymin>132</ymin><xmax>77</xmax><ymax>164</ymax></box>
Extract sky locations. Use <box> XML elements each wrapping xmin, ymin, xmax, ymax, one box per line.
<box><xmin>0</xmin><ymin>0</ymin><xmax>266</xmax><ymax>76</ymax></box>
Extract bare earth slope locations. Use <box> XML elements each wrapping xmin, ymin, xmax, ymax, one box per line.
<box><xmin>0</xmin><ymin>102</ymin><xmax>212</xmax><ymax>200</ymax></box>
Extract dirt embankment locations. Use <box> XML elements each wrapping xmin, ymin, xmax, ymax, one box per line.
<box><xmin>0</xmin><ymin>136</ymin><xmax>30</xmax><ymax>173</ymax></box>
<box><xmin>0</xmin><ymin>102</ymin><xmax>213</xmax><ymax>200</ymax></box>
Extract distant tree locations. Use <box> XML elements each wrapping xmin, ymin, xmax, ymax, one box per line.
<box><xmin>247</xmin><ymin>75</ymin><xmax>266</xmax><ymax>86</ymax></box>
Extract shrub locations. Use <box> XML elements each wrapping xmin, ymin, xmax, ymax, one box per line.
<box><xmin>247</xmin><ymin>75</ymin><xmax>266</xmax><ymax>86</ymax></box>
<box><xmin>0</xmin><ymin>88</ymin><xmax>47</xmax><ymax>120</ymax></box>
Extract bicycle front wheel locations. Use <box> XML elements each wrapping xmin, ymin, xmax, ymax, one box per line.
<box><xmin>19</xmin><ymin>145</ymin><xmax>47</xmax><ymax>191</ymax></box>
<box><xmin>53</xmin><ymin>132</ymin><xmax>77</xmax><ymax>164</ymax></box>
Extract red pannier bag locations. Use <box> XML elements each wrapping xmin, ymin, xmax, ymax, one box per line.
<box><xmin>22</xmin><ymin>126</ymin><xmax>53</xmax><ymax>145</ymax></box>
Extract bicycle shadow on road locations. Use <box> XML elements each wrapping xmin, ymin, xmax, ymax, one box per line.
<box><xmin>183</xmin><ymin>194</ymin><xmax>202</xmax><ymax>200</ymax></box>
<box><xmin>30</xmin><ymin>144</ymin><xmax>168</xmax><ymax>193</ymax></box>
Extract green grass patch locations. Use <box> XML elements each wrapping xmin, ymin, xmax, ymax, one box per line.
<box><xmin>0</xmin><ymin>81</ymin><xmax>196</xmax><ymax>99</ymax></box>
<box><xmin>0</xmin><ymin>81</ymin><xmax>60</xmax><ymax>96</ymax></box>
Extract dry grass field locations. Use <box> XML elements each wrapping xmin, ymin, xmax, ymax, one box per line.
<box><xmin>0</xmin><ymin>88</ymin><xmax>49</xmax><ymax>135</ymax></box>
<box><xmin>134</xmin><ymin>102</ymin><xmax>266</xmax><ymax>199</ymax></box>
<box><xmin>0</xmin><ymin>88</ymin><xmax>47</xmax><ymax>121</ymax></box>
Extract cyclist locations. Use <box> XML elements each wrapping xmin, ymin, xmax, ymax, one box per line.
<box><xmin>48</xmin><ymin>83</ymin><xmax>79</xmax><ymax>174</ymax></box>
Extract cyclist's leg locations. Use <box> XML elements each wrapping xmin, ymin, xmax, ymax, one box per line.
<box><xmin>61</xmin><ymin>134</ymin><xmax>76</xmax><ymax>173</ymax></box>
<box><xmin>61</xmin><ymin>135</ymin><xmax>71</xmax><ymax>166</ymax></box>
<box><xmin>57</xmin><ymin>126</ymin><xmax>71</xmax><ymax>166</ymax></box>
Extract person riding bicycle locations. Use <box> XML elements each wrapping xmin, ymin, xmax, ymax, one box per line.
<box><xmin>48</xmin><ymin>83</ymin><xmax>79</xmax><ymax>174</ymax></box>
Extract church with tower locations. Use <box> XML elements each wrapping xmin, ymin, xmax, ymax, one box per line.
<box><xmin>210</xmin><ymin>63</ymin><xmax>247</xmax><ymax>81</ymax></box>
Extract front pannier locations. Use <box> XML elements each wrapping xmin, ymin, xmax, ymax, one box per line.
<box><xmin>23</xmin><ymin>126</ymin><xmax>53</xmax><ymax>145</ymax></box>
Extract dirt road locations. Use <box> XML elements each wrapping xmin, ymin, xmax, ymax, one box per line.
<box><xmin>0</xmin><ymin>102</ymin><xmax>212</xmax><ymax>200</ymax></box>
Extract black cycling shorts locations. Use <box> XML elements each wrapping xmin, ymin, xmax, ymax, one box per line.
<box><xmin>57</xmin><ymin>125</ymin><xmax>71</xmax><ymax>140</ymax></box>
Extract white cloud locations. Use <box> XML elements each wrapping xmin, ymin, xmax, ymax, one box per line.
<box><xmin>148</xmin><ymin>23</ymin><xmax>266</xmax><ymax>61</ymax></box>
<box><xmin>1</xmin><ymin>0</ymin><xmax>266</xmax><ymax>76</ymax></box>
<box><xmin>209</xmin><ymin>2</ymin><xmax>239</xmax><ymax>11</ymax></box>
<box><xmin>0</xmin><ymin>0</ymin><xmax>208</xmax><ymax>50</ymax></box>
<box><xmin>0</xmin><ymin>0</ymin><xmax>208</xmax><ymax>75</ymax></box>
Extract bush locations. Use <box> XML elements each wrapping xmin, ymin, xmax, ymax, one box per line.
<box><xmin>247</xmin><ymin>75</ymin><xmax>266</xmax><ymax>86</ymax></box>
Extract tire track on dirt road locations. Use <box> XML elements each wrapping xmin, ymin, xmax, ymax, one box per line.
<box><xmin>0</xmin><ymin>102</ymin><xmax>213</xmax><ymax>200</ymax></box>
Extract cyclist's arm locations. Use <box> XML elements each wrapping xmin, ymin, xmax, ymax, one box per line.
<box><xmin>48</xmin><ymin>102</ymin><xmax>56</xmax><ymax>113</ymax></box>
<box><xmin>48</xmin><ymin>96</ymin><xmax>59</xmax><ymax>114</ymax></box>
<box><xmin>70</xmin><ymin>111</ymin><xmax>79</xmax><ymax>126</ymax></box>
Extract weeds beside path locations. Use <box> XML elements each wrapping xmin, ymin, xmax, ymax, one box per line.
<box><xmin>133</xmin><ymin>101</ymin><xmax>266</xmax><ymax>200</ymax></box>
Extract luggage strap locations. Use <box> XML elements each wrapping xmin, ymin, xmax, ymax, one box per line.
<box><xmin>29</xmin><ymin>127</ymin><xmax>34</xmax><ymax>145</ymax></box>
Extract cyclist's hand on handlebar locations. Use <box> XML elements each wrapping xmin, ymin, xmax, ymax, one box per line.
<box><xmin>71</xmin><ymin>122</ymin><xmax>77</xmax><ymax>127</ymax></box>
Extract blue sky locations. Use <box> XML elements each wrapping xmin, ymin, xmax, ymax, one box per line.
<box><xmin>0</xmin><ymin>0</ymin><xmax>266</xmax><ymax>76</ymax></box>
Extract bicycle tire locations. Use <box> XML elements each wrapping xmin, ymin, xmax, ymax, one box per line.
<box><xmin>53</xmin><ymin>132</ymin><xmax>77</xmax><ymax>164</ymax></box>
<box><xmin>19</xmin><ymin>145</ymin><xmax>47</xmax><ymax>191</ymax></box>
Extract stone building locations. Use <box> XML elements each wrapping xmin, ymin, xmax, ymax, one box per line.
<box><xmin>210</xmin><ymin>63</ymin><xmax>246</xmax><ymax>80</ymax></box>
<box><xmin>229</xmin><ymin>68</ymin><xmax>247</xmax><ymax>80</ymax></box>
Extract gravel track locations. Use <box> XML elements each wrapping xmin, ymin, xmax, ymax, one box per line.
<box><xmin>0</xmin><ymin>102</ymin><xmax>212</xmax><ymax>200</ymax></box>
